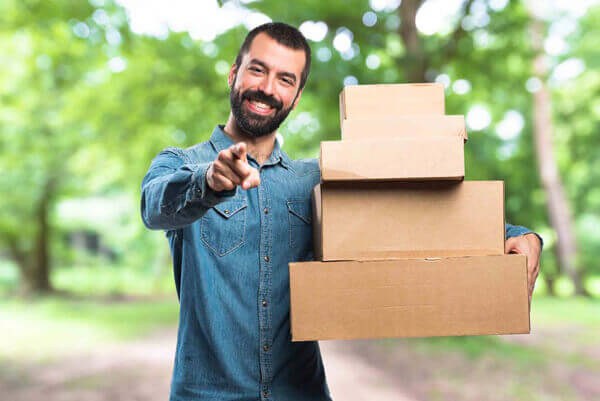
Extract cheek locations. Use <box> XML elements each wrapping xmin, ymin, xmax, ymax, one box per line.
<box><xmin>282</xmin><ymin>88</ymin><xmax>299</xmax><ymax>107</ymax></box>
<box><xmin>240</xmin><ymin>73</ymin><xmax>264</xmax><ymax>89</ymax></box>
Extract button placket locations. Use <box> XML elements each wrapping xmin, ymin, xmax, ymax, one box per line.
<box><xmin>257</xmin><ymin>168</ymin><xmax>273</xmax><ymax>388</ymax></box>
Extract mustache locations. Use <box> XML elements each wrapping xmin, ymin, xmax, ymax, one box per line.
<box><xmin>242</xmin><ymin>89</ymin><xmax>283</xmax><ymax>110</ymax></box>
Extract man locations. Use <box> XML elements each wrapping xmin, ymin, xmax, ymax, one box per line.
<box><xmin>141</xmin><ymin>22</ymin><xmax>542</xmax><ymax>401</ymax></box>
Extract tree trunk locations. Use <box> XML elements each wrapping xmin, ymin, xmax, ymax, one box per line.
<box><xmin>529</xmin><ymin>19</ymin><xmax>587</xmax><ymax>296</ymax></box>
<box><xmin>399</xmin><ymin>0</ymin><xmax>427</xmax><ymax>82</ymax></box>
<box><xmin>18</xmin><ymin>177</ymin><xmax>56</xmax><ymax>295</ymax></box>
<box><xmin>544</xmin><ymin>275</ymin><xmax>555</xmax><ymax>296</ymax></box>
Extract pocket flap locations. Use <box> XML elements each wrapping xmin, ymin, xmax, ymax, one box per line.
<box><xmin>214</xmin><ymin>199</ymin><xmax>247</xmax><ymax>219</ymax></box>
<box><xmin>287</xmin><ymin>200</ymin><xmax>312</xmax><ymax>224</ymax></box>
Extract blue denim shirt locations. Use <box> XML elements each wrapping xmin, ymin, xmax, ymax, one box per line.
<box><xmin>141</xmin><ymin>125</ymin><xmax>539</xmax><ymax>401</ymax></box>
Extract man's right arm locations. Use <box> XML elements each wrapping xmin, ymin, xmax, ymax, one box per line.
<box><xmin>141</xmin><ymin>143</ymin><xmax>260</xmax><ymax>231</ymax></box>
<box><xmin>140</xmin><ymin>147</ymin><xmax>235</xmax><ymax>231</ymax></box>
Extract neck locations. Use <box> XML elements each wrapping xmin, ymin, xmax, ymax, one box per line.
<box><xmin>223</xmin><ymin>113</ymin><xmax>277</xmax><ymax>165</ymax></box>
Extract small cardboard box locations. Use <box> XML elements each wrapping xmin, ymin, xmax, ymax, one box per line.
<box><xmin>320</xmin><ymin>137</ymin><xmax>464</xmax><ymax>182</ymax></box>
<box><xmin>289</xmin><ymin>254</ymin><xmax>529</xmax><ymax>341</ymax></box>
<box><xmin>339</xmin><ymin>83</ymin><xmax>445</xmax><ymax>127</ymax></box>
<box><xmin>341</xmin><ymin>115</ymin><xmax>467</xmax><ymax>142</ymax></box>
<box><xmin>312</xmin><ymin>181</ymin><xmax>505</xmax><ymax>261</ymax></box>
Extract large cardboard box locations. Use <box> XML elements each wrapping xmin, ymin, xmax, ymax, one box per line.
<box><xmin>339</xmin><ymin>83</ymin><xmax>445</xmax><ymax>127</ymax></box>
<box><xmin>341</xmin><ymin>115</ymin><xmax>467</xmax><ymax>142</ymax></box>
<box><xmin>289</xmin><ymin>254</ymin><xmax>529</xmax><ymax>341</ymax></box>
<box><xmin>312</xmin><ymin>181</ymin><xmax>505</xmax><ymax>261</ymax></box>
<box><xmin>320</xmin><ymin>137</ymin><xmax>464</xmax><ymax>182</ymax></box>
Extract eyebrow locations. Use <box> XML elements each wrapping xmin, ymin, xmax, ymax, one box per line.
<box><xmin>248</xmin><ymin>58</ymin><xmax>297</xmax><ymax>84</ymax></box>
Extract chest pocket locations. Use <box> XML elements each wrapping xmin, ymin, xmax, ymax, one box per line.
<box><xmin>201</xmin><ymin>199</ymin><xmax>247</xmax><ymax>256</ymax></box>
<box><xmin>287</xmin><ymin>199</ymin><xmax>312</xmax><ymax>249</ymax></box>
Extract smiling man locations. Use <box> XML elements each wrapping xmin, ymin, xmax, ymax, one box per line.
<box><xmin>141</xmin><ymin>22</ymin><xmax>542</xmax><ymax>401</ymax></box>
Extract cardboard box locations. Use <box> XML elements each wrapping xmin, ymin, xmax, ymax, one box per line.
<box><xmin>312</xmin><ymin>181</ymin><xmax>505</xmax><ymax>261</ymax></box>
<box><xmin>289</xmin><ymin>254</ymin><xmax>529</xmax><ymax>341</ymax></box>
<box><xmin>341</xmin><ymin>115</ymin><xmax>467</xmax><ymax>142</ymax></box>
<box><xmin>320</xmin><ymin>137</ymin><xmax>464</xmax><ymax>182</ymax></box>
<box><xmin>339</xmin><ymin>83</ymin><xmax>445</xmax><ymax>127</ymax></box>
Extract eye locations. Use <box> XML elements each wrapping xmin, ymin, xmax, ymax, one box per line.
<box><xmin>249</xmin><ymin>66</ymin><xmax>263</xmax><ymax>73</ymax></box>
<box><xmin>281</xmin><ymin>77</ymin><xmax>293</xmax><ymax>86</ymax></box>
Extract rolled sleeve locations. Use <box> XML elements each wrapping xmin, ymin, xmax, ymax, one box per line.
<box><xmin>505</xmin><ymin>222</ymin><xmax>544</xmax><ymax>250</ymax></box>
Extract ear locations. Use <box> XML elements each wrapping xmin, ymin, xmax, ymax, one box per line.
<box><xmin>292</xmin><ymin>88</ymin><xmax>303</xmax><ymax>110</ymax></box>
<box><xmin>228</xmin><ymin>64</ymin><xmax>238</xmax><ymax>88</ymax></box>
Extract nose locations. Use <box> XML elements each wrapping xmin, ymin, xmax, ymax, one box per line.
<box><xmin>257</xmin><ymin>74</ymin><xmax>275</xmax><ymax>96</ymax></box>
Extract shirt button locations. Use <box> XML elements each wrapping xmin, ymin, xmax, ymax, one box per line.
<box><xmin>263</xmin><ymin>344</ymin><xmax>269</xmax><ymax>352</ymax></box>
<box><xmin>264</xmin><ymin>208</ymin><xmax>269</xmax><ymax>214</ymax></box>
<box><xmin>224</xmin><ymin>209</ymin><xmax>230</xmax><ymax>214</ymax></box>
<box><xmin>264</xmin><ymin>256</ymin><xmax>269</xmax><ymax>262</ymax></box>
<box><xmin>263</xmin><ymin>391</ymin><xmax>269</xmax><ymax>398</ymax></box>
<box><xmin>262</xmin><ymin>301</ymin><xmax>268</xmax><ymax>307</ymax></box>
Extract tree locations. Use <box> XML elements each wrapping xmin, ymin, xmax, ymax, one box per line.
<box><xmin>528</xmin><ymin>15</ymin><xmax>585</xmax><ymax>295</ymax></box>
<box><xmin>0</xmin><ymin>0</ymin><xmax>124</xmax><ymax>293</ymax></box>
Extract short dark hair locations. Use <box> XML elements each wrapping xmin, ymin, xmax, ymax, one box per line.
<box><xmin>234</xmin><ymin>22</ymin><xmax>312</xmax><ymax>91</ymax></box>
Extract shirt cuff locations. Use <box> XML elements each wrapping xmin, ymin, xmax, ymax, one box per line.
<box><xmin>506</xmin><ymin>225</ymin><xmax>544</xmax><ymax>251</ymax></box>
<box><xmin>190</xmin><ymin>162</ymin><xmax>236</xmax><ymax>208</ymax></box>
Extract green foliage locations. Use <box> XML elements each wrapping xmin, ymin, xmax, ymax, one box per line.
<box><xmin>0</xmin><ymin>296</ymin><xmax>179</xmax><ymax>361</ymax></box>
<box><xmin>0</xmin><ymin>0</ymin><xmax>599</xmax><ymax>291</ymax></box>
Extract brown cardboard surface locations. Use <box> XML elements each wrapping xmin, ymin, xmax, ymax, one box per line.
<box><xmin>339</xmin><ymin>83</ymin><xmax>445</xmax><ymax>126</ymax></box>
<box><xmin>289</xmin><ymin>254</ymin><xmax>529</xmax><ymax>341</ymax></box>
<box><xmin>312</xmin><ymin>181</ymin><xmax>505</xmax><ymax>261</ymax></box>
<box><xmin>320</xmin><ymin>137</ymin><xmax>464</xmax><ymax>182</ymax></box>
<box><xmin>341</xmin><ymin>115</ymin><xmax>467</xmax><ymax>142</ymax></box>
<box><xmin>312</xmin><ymin>184</ymin><xmax>323</xmax><ymax>260</ymax></box>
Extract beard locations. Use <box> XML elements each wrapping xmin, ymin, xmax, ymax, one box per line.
<box><xmin>229</xmin><ymin>78</ymin><xmax>294</xmax><ymax>138</ymax></box>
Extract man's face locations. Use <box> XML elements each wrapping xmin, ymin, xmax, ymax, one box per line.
<box><xmin>229</xmin><ymin>32</ymin><xmax>306</xmax><ymax>138</ymax></box>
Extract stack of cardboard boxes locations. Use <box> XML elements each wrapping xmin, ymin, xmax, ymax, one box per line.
<box><xmin>289</xmin><ymin>83</ymin><xmax>530</xmax><ymax>341</ymax></box>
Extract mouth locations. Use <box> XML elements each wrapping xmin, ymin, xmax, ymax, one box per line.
<box><xmin>244</xmin><ymin>99</ymin><xmax>276</xmax><ymax>116</ymax></box>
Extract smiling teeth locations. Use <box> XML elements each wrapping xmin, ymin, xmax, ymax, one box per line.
<box><xmin>250</xmin><ymin>100</ymin><xmax>271</xmax><ymax>110</ymax></box>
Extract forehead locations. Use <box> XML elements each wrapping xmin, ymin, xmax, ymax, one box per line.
<box><xmin>243</xmin><ymin>32</ymin><xmax>305</xmax><ymax>76</ymax></box>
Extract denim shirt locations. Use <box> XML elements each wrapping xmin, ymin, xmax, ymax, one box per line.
<box><xmin>141</xmin><ymin>125</ymin><xmax>539</xmax><ymax>401</ymax></box>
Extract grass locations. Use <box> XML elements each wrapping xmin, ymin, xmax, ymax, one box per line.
<box><xmin>530</xmin><ymin>295</ymin><xmax>600</xmax><ymax>329</ymax></box>
<box><xmin>0</xmin><ymin>260</ymin><xmax>175</xmax><ymax>297</ymax></box>
<box><xmin>377</xmin><ymin>296</ymin><xmax>600</xmax><ymax>369</ymax></box>
<box><xmin>0</xmin><ymin>296</ymin><xmax>179</xmax><ymax>362</ymax></box>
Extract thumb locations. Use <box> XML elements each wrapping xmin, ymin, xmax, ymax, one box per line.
<box><xmin>231</xmin><ymin>142</ymin><xmax>247</xmax><ymax>162</ymax></box>
<box><xmin>505</xmin><ymin>237</ymin><xmax>518</xmax><ymax>254</ymax></box>
<box><xmin>242</xmin><ymin>167</ymin><xmax>261</xmax><ymax>190</ymax></box>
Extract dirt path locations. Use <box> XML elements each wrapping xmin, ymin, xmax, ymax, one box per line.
<box><xmin>3</xmin><ymin>326</ymin><xmax>598</xmax><ymax>401</ymax></box>
<box><xmin>320</xmin><ymin>340</ymin><xmax>416</xmax><ymax>401</ymax></box>
<box><xmin>2</xmin><ymin>329</ymin><xmax>416</xmax><ymax>401</ymax></box>
<box><xmin>4</xmin><ymin>329</ymin><xmax>175</xmax><ymax>401</ymax></box>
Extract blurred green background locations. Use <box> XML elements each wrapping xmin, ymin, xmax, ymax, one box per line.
<box><xmin>1</xmin><ymin>0</ymin><xmax>599</xmax><ymax>400</ymax></box>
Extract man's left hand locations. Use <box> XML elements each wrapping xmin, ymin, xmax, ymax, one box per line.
<box><xmin>505</xmin><ymin>233</ymin><xmax>542</xmax><ymax>304</ymax></box>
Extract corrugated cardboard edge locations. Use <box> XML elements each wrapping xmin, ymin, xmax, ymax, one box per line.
<box><xmin>501</xmin><ymin>181</ymin><xmax>507</xmax><ymax>257</ymax></box>
<box><xmin>319</xmin><ymin>249</ymin><xmax>506</xmax><ymax>261</ymax></box>
<box><xmin>339</xmin><ymin>91</ymin><xmax>346</xmax><ymax>129</ymax></box>
<box><xmin>311</xmin><ymin>184</ymin><xmax>323</xmax><ymax>260</ymax></box>
<box><xmin>457</xmin><ymin>115</ymin><xmax>468</xmax><ymax>141</ymax></box>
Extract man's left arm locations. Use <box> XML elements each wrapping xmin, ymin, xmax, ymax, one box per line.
<box><xmin>505</xmin><ymin>223</ymin><xmax>544</xmax><ymax>303</ymax></box>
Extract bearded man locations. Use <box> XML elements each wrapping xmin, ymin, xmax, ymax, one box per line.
<box><xmin>141</xmin><ymin>22</ymin><xmax>542</xmax><ymax>401</ymax></box>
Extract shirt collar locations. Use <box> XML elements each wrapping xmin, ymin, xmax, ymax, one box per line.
<box><xmin>209</xmin><ymin>125</ymin><xmax>291</xmax><ymax>170</ymax></box>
